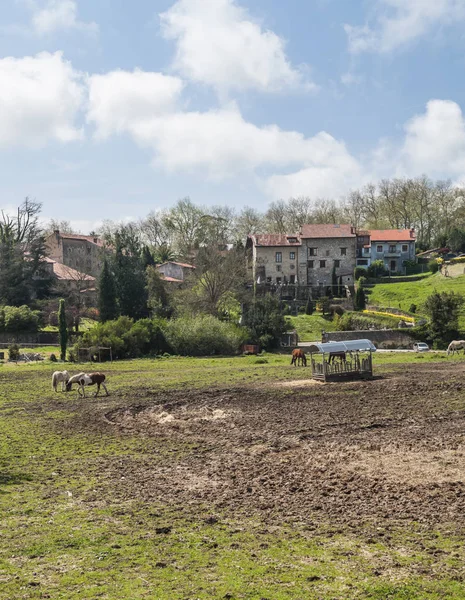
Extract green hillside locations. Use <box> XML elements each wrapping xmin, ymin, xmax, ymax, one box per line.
<box><xmin>368</xmin><ymin>272</ymin><xmax>465</xmax><ymax>327</ymax></box>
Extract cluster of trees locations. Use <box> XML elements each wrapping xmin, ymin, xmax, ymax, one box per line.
<box><xmin>0</xmin><ymin>199</ymin><xmax>51</xmax><ymax>306</ymax></box>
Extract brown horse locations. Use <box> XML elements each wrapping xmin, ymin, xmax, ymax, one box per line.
<box><xmin>291</xmin><ymin>348</ymin><xmax>307</xmax><ymax>367</ymax></box>
<box><xmin>328</xmin><ymin>351</ymin><xmax>346</xmax><ymax>364</ymax></box>
<box><xmin>66</xmin><ymin>372</ymin><xmax>109</xmax><ymax>397</ymax></box>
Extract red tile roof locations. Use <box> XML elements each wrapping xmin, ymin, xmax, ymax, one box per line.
<box><xmin>252</xmin><ymin>234</ymin><xmax>301</xmax><ymax>247</ymax></box>
<box><xmin>368</xmin><ymin>229</ymin><xmax>415</xmax><ymax>242</ymax></box>
<box><xmin>160</xmin><ymin>275</ymin><xmax>183</xmax><ymax>283</ymax></box>
<box><xmin>44</xmin><ymin>257</ymin><xmax>95</xmax><ymax>281</ymax></box>
<box><xmin>52</xmin><ymin>232</ymin><xmax>105</xmax><ymax>247</ymax></box>
<box><xmin>300</xmin><ymin>224</ymin><xmax>356</xmax><ymax>238</ymax></box>
<box><xmin>158</xmin><ymin>261</ymin><xmax>195</xmax><ymax>269</ymax></box>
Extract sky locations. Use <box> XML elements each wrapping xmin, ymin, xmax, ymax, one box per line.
<box><xmin>2</xmin><ymin>0</ymin><xmax>465</xmax><ymax>231</ymax></box>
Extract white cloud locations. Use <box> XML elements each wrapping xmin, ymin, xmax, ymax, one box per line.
<box><xmin>401</xmin><ymin>100</ymin><xmax>465</xmax><ymax>176</ymax></box>
<box><xmin>346</xmin><ymin>0</ymin><xmax>465</xmax><ymax>54</ymax></box>
<box><xmin>160</xmin><ymin>0</ymin><xmax>315</xmax><ymax>95</ymax></box>
<box><xmin>0</xmin><ymin>51</ymin><xmax>85</xmax><ymax>148</ymax></box>
<box><xmin>30</xmin><ymin>0</ymin><xmax>98</xmax><ymax>36</ymax></box>
<box><xmin>87</xmin><ymin>70</ymin><xmax>184</xmax><ymax>139</ymax></box>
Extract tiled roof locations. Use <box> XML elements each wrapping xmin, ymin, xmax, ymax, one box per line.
<box><xmin>44</xmin><ymin>257</ymin><xmax>95</xmax><ymax>281</ymax></box>
<box><xmin>158</xmin><ymin>261</ymin><xmax>195</xmax><ymax>269</ymax></box>
<box><xmin>252</xmin><ymin>234</ymin><xmax>301</xmax><ymax>247</ymax></box>
<box><xmin>160</xmin><ymin>275</ymin><xmax>183</xmax><ymax>283</ymax></box>
<box><xmin>300</xmin><ymin>224</ymin><xmax>356</xmax><ymax>238</ymax></box>
<box><xmin>52</xmin><ymin>232</ymin><xmax>105</xmax><ymax>247</ymax></box>
<box><xmin>369</xmin><ymin>229</ymin><xmax>415</xmax><ymax>242</ymax></box>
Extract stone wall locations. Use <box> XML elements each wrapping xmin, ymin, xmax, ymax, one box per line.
<box><xmin>321</xmin><ymin>329</ymin><xmax>415</xmax><ymax>349</ymax></box>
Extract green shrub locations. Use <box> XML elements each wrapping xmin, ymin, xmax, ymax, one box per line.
<box><xmin>367</xmin><ymin>260</ymin><xmax>389</xmax><ymax>278</ymax></box>
<box><xmin>409</xmin><ymin>303</ymin><xmax>417</xmax><ymax>314</ymax></box>
<box><xmin>163</xmin><ymin>315</ymin><xmax>246</xmax><ymax>356</ymax></box>
<box><xmin>1</xmin><ymin>305</ymin><xmax>39</xmax><ymax>333</ymax></box>
<box><xmin>428</xmin><ymin>259</ymin><xmax>440</xmax><ymax>273</ymax></box>
<box><xmin>8</xmin><ymin>344</ymin><xmax>20</xmax><ymax>361</ymax></box>
<box><xmin>79</xmin><ymin>316</ymin><xmax>170</xmax><ymax>359</ymax></box>
<box><xmin>49</xmin><ymin>353</ymin><xmax>57</xmax><ymax>362</ymax></box>
<box><xmin>242</xmin><ymin>295</ymin><xmax>287</xmax><ymax>351</ymax></box>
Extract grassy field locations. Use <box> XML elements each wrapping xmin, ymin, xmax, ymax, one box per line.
<box><xmin>286</xmin><ymin>314</ymin><xmax>337</xmax><ymax>341</ymax></box>
<box><xmin>2</xmin><ymin>352</ymin><xmax>465</xmax><ymax>598</ymax></box>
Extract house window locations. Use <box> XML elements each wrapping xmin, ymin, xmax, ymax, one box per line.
<box><xmin>276</xmin><ymin>265</ymin><xmax>282</xmax><ymax>272</ymax></box>
<box><xmin>377</xmin><ymin>245</ymin><xmax>383</xmax><ymax>253</ymax></box>
<box><xmin>340</xmin><ymin>247</ymin><xmax>347</xmax><ymax>256</ymax></box>
<box><xmin>308</xmin><ymin>247</ymin><xmax>318</xmax><ymax>257</ymax></box>
<box><xmin>308</xmin><ymin>260</ymin><xmax>314</xmax><ymax>269</ymax></box>
<box><xmin>275</xmin><ymin>252</ymin><xmax>282</xmax><ymax>263</ymax></box>
<box><xmin>334</xmin><ymin>260</ymin><xmax>340</xmax><ymax>268</ymax></box>
<box><xmin>357</xmin><ymin>259</ymin><xmax>368</xmax><ymax>266</ymax></box>
<box><xmin>266</xmin><ymin>277</ymin><xmax>272</xmax><ymax>283</ymax></box>
<box><xmin>402</xmin><ymin>244</ymin><xmax>408</xmax><ymax>252</ymax></box>
<box><xmin>290</xmin><ymin>274</ymin><xmax>296</xmax><ymax>284</ymax></box>
<box><xmin>289</xmin><ymin>251</ymin><xmax>295</xmax><ymax>260</ymax></box>
<box><xmin>320</xmin><ymin>260</ymin><xmax>326</xmax><ymax>268</ymax></box>
<box><xmin>287</xmin><ymin>237</ymin><xmax>298</xmax><ymax>244</ymax></box>
<box><xmin>290</xmin><ymin>264</ymin><xmax>295</xmax><ymax>270</ymax></box>
<box><xmin>389</xmin><ymin>245</ymin><xmax>396</xmax><ymax>253</ymax></box>
<box><xmin>276</xmin><ymin>277</ymin><xmax>282</xmax><ymax>285</ymax></box>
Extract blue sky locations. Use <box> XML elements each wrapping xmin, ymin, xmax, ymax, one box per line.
<box><xmin>2</xmin><ymin>0</ymin><xmax>465</xmax><ymax>231</ymax></box>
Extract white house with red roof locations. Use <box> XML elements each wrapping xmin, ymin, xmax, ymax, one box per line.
<box><xmin>356</xmin><ymin>229</ymin><xmax>416</xmax><ymax>273</ymax></box>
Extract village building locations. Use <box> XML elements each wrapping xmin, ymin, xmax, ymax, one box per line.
<box><xmin>247</xmin><ymin>224</ymin><xmax>357</xmax><ymax>293</ymax></box>
<box><xmin>156</xmin><ymin>261</ymin><xmax>195</xmax><ymax>283</ymax></box>
<box><xmin>35</xmin><ymin>257</ymin><xmax>97</xmax><ymax>305</ymax></box>
<box><xmin>45</xmin><ymin>230</ymin><xmax>106</xmax><ymax>278</ymax></box>
<box><xmin>356</xmin><ymin>229</ymin><xmax>416</xmax><ymax>273</ymax></box>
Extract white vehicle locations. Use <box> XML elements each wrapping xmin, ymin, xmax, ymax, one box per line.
<box><xmin>413</xmin><ymin>342</ymin><xmax>429</xmax><ymax>352</ymax></box>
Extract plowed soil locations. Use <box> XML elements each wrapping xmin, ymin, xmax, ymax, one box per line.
<box><xmin>71</xmin><ymin>363</ymin><xmax>465</xmax><ymax>527</ymax></box>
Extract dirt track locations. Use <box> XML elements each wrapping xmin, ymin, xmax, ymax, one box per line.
<box><xmin>71</xmin><ymin>363</ymin><xmax>465</xmax><ymax>527</ymax></box>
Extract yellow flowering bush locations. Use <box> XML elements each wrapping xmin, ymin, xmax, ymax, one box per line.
<box><xmin>362</xmin><ymin>310</ymin><xmax>415</xmax><ymax>323</ymax></box>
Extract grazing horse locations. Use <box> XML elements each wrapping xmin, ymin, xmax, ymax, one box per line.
<box><xmin>291</xmin><ymin>348</ymin><xmax>307</xmax><ymax>367</ymax></box>
<box><xmin>447</xmin><ymin>340</ymin><xmax>465</xmax><ymax>355</ymax></box>
<box><xmin>328</xmin><ymin>351</ymin><xmax>346</xmax><ymax>364</ymax></box>
<box><xmin>52</xmin><ymin>370</ymin><xmax>70</xmax><ymax>392</ymax></box>
<box><xmin>66</xmin><ymin>372</ymin><xmax>109</xmax><ymax>397</ymax></box>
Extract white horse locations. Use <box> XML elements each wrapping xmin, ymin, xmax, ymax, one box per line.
<box><xmin>52</xmin><ymin>370</ymin><xmax>70</xmax><ymax>392</ymax></box>
<box><xmin>447</xmin><ymin>340</ymin><xmax>465</xmax><ymax>355</ymax></box>
<box><xmin>66</xmin><ymin>372</ymin><xmax>108</xmax><ymax>398</ymax></box>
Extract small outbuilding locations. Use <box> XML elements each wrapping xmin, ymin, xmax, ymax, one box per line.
<box><xmin>306</xmin><ymin>339</ymin><xmax>376</xmax><ymax>382</ymax></box>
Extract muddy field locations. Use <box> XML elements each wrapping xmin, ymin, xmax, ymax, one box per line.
<box><xmin>54</xmin><ymin>361</ymin><xmax>465</xmax><ymax>531</ymax></box>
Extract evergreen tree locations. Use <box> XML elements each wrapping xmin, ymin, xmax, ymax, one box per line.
<box><xmin>146</xmin><ymin>266</ymin><xmax>170</xmax><ymax>317</ymax></box>
<box><xmin>338</xmin><ymin>276</ymin><xmax>344</xmax><ymax>298</ymax></box>
<box><xmin>142</xmin><ymin>245</ymin><xmax>155</xmax><ymax>268</ymax></box>
<box><xmin>98</xmin><ymin>258</ymin><xmax>118</xmax><ymax>322</ymax></box>
<box><xmin>58</xmin><ymin>298</ymin><xmax>68</xmax><ymax>361</ymax></box>
<box><xmin>424</xmin><ymin>291</ymin><xmax>463</xmax><ymax>347</ymax></box>
<box><xmin>354</xmin><ymin>285</ymin><xmax>366</xmax><ymax>311</ymax></box>
<box><xmin>331</xmin><ymin>264</ymin><xmax>338</xmax><ymax>297</ymax></box>
<box><xmin>113</xmin><ymin>232</ymin><xmax>148</xmax><ymax>320</ymax></box>
<box><xmin>305</xmin><ymin>297</ymin><xmax>314</xmax><ymax>315</ymax></box>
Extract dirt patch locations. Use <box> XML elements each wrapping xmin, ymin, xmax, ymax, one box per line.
<box><xmin>62</xmin><ymin>362</ymin><xmax>465</xmax><ymax>527</ymax></box>
<box><xmin>275</xmin><ymin>379</ymin><xmax>323</xmax><ymax>388</ymax></box>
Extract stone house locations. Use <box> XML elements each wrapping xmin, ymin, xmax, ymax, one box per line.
<box><xmin>246</xmin><ymin>234</ymin><xmax>302</xmax><ymax>286</ymax></box>
<box><xmin>298</xmin><ymin>224</ymin><xmax>356</xmax><ymax>289</ymax></box>
<box><xmin>356</xmin><ymin>229</ymin><xmax>416</xmax><ymax>273</ymax></box>
<box><xmin>45</xmin><ymin>230</ymin><xmax>106</xmax><ymax>278</ymax></box>
<box><xmin>247</xmin><ymin>224</ymin><xmax>357</xmax><ymax>293</ymax></box>
<box><xmin>156</xmin><ymin>261</ymin><xmax>195</xmax><ymax>283</ymax></box>
<box><xmin>36</xmin><ymin>257</ymin><xmax>97</xmax><ymax>305</ymax></box>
